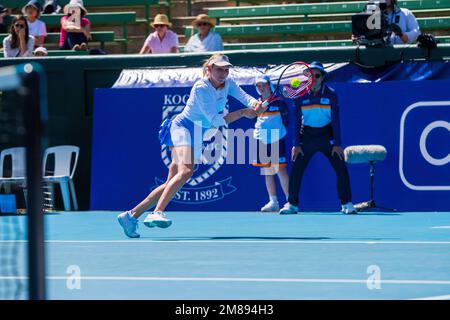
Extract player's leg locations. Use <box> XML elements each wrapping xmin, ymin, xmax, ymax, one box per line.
<box><xmin>322</xmin><ymin>144</ymin><xmax>356</xmax><ymax>214</ymax></box>
<box><xmin>131</xmin><ymin>160</ymin><xmax>178</xmax><ymax>219</ymax></box>
<box><xmin>154</xmin><ymin>145</ymin><xmax>194</xmax><ymax>211</ymax></box>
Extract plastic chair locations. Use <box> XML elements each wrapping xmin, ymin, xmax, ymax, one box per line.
<box><xmin>42</xmin><ymin>145</ymin><xmax>79</xmax><ymax>211</ymax></box>
<box><xmin>0</xmin><ymin>147</ymin><xmax>27</xmax><ymax>196</ymax></box>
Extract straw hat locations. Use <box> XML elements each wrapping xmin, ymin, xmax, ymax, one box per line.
<box><xmin>150</xmin><ymin>14</ymin><xmax>172</xmax><ymax>28</ymax></box>
<box><xmin>192</xmin><ymin>14</ymin><xmax>215</xmax><ymax>28</ymax></box>
<box><xmin>64</xmin><ymin>0</ymin><xmax>87</xmax><ymax>15</ymax></box>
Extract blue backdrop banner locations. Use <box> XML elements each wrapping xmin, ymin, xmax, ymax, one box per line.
<box><xmin>91</xmin><ymin>63</ymin><xmax>450</xmax><ymax>211</ymax></box>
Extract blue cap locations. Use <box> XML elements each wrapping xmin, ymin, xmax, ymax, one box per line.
<box><xmin>309</xmin><ymin>61</ymin><xmax>326</xmax><ymax>74</ymax></box>
<box><xmin>255</xmin><ymin>74</ymin><xmax>275</xmax><ymax>95</ymax></box>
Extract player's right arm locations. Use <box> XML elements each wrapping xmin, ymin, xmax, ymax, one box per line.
<box><xmin>224</xmin><ymin>108</ymin><xmax>256</xmax><ymax>124</ymax></box>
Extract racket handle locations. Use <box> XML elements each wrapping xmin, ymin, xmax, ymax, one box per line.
<box><xmin>262</xmin><ymin>100</ymin><xmax>269</xmax><ymax>107</ymax></box>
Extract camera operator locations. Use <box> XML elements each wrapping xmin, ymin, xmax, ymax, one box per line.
<box><xmin>384</xmin><ymin>0</ymin><xmax>420</xmax><ymax>44</ymax></box>
<box><xmin>352</xmin><ymin>0</ymin><xmax>420</xmax><ymax>45</ymax></box>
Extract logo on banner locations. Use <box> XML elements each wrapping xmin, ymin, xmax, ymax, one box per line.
<box><xmin>154</xmin><ymin>95</ymin><xmax>236</xmax><ymax>204</ymax></box>
<box><xmin>399</xmin><ymin>101</ymin><xmax>450</xmax><ymax>191</ymax></box>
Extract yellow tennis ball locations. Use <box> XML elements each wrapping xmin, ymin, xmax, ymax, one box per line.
<box><xmin>291</xmin><ymin>78</ymin><xmax>301</xmax><ymax>88</ymax></box>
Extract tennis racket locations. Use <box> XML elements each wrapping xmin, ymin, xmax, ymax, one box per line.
<box><xmin>262</xmin><ymin>61</ymin><xmax>314</xmax><ymax>107</ymax></box>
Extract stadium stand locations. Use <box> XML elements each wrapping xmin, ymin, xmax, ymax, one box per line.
<box><xmin>3</xmin><ymin>12</ymin><xmax>135</xmax><ymax>52</ymax></box>
<box><xmin>208</xmin><ymin>1</ymin><xmax>450</xmax><ymax>25</ymax></box>
<box><xmin>0</xmin><ymin>31</ymin><xmax>115</xmax><ymax>50</ymax></box>
<box><xmin>0</xmin><ymin>0</ymin><xmax>449</xmax><ymax>54</ymax></box>
<box><xmin>179</xmin><ymin>36</ymin><xmax>450</xmax><ymax>51</ymax></box>
<box><xmin>185</xmin><ymin>17</ymin><xmax>450</xmax><ymax>40</ymax></box>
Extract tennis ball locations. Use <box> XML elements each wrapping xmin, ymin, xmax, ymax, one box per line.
<box><xmin>291</xmin><ymin>78</ymin><xmax>301</xmax><ymax>88</ymax></box>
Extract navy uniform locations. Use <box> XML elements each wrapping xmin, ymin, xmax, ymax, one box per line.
<box><xmin>281</xmin><ymin>62</ymin><xmax>355</xmax><ymax>214</ymax></box>
<box><xmin>252</xmin><ymin>99</ymin><xmax>289</xmax><ymax>169</ymax></box>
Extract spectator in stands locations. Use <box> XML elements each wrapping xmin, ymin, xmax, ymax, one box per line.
<box><xmin>23</xmin><ymin>0</ymin><xmax>47</xmax><ymax>48</ymax></box>
<box><xmin>384</xmin><ymin>0</ymin><xmax>420</xmax><ymax>44</ymax></box>
<box><xmin>184</xmin><ymin>14</ymin><xmax>223</xmax><ymax>52</ymax></box>
<box><xmin>33</xmin><ymin>46</ymin><xmax>48</xmax><ymax>56</ymax></box>
<box><xmin>139</xmin><ymin>14</ymin><xmax>179</xmax><ymax>54</ymax></box>
<box><xmin>59</xmin><ymin>0</ymin><xmax>91</xmax><ymax>51</ymax></box>
<box><xmin>0</xmin><ymin>5</ymin><xmax>9</xmax><ymax>33</ymax></box>
<box><xmin>43</xmin><ymin>0</ymin><xmax>62</xmax><ymax>14</ymax></box>
<box><xmin>3</xmin><ymin>15</ymin><xmax>35</xmax><ymax>57</ymax></box>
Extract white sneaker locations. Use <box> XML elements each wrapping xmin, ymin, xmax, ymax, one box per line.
<box><xmin>261</xmin><ymin>200</ymin><xmax>280</xmax><ymax>212</ymax></box>
<box><xmin>341</xmin><ymin>202</ymin><xmax>358</xmax><ymax>214</ymax></box>
<box><xmin>279</xmin><ymin>202</ymin><xmax>298</xmax><ymax>215</ymax></box>
<box><xmin>117</xmin><ymin>211</ymin><xmax>140</xmax><ymax>238</ymax></box>
<box><xmin>143</xmin><ymin>212</ymin><xmax>172</xmax><ymax>229</ymax></box>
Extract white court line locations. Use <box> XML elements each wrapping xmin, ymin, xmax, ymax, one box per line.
<box><xmin>2</xmin><ymin>240</ymin><xmax>450</xmax><ymax>245</ymax></box>
<box><xmin>411</xmin><ymin>294</ymin><xmax>450</xmax><ymax>300</ymax></box>
<box><xmin>430</xmin><ymin>226</ymin><xmax>450</xmax><ymax>229</ymax></box>
<box><xmin>1</xmin><ymin>276</ymin><xmax>450</xmax><ymax>285</ymax></box>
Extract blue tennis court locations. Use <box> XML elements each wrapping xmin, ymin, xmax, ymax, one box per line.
<box><xmin>3</xmin><ymin>210</ymin><xmax>450</xmax><ymax>300</ymax></box>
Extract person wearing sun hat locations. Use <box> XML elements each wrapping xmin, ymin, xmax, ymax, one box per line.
<box><xmin>139</xmin><ymin>14</ymin><xmax>179</xmax><ymax>54</ymax></box>
<box><xmin>22</xmin><ymin>0</ymin><xmax>47</xmax><ymax>48</ymax></box>
<box><xmin>59</xmin><ymin>0</ymin><xmax>91</xmax><ymax>51</ymax></box>
<box><xmin>184</xmin><ymin>14</ymin><xmax>223</xmax><ymax>53</ymax></box>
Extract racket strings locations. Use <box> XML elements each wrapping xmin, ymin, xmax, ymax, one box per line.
<box><xmin>281</xmin><ymin>77</ymin><xmax>313</xmax><ymax>98</ymax></box>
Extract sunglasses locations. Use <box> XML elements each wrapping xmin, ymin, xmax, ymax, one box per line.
<box><xmin>153</xmin><ymin>24</ymin><xmax>167</xmax><ymax>28</ymax></box>
<box><xmin>197</xmin><ymin>22</ymin><xmax>210</xmax><ymax>27</ymax></box>
<box><xmin>14</xmin><ymin>23</ymin><xmax>25</xmax><ymax>29</ymax></box>
<box><xmin>314</xmin><ymin>74</ymin><xmax>322</xmax><ymax>79</ymax></box>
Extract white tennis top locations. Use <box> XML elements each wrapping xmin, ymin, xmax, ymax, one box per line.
<box><xmin>179</xmin><ymin>77</ymin><xmax>257</xmax><ymax>128</ymax></box>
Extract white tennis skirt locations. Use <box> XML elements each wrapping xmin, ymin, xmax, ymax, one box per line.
<box><xmin>159</xmin><ymin>115</ymin><xmax>207</xmax><ymax>161</ymax></box>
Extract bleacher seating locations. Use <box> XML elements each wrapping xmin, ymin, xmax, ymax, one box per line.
<box><xmin>0</xmin><ymin>0</ymin><xmax>449</xmax><ymax>55</ymax></box>
<box><xmin>0</xmin><ymin>0</ymin><xmax>166</xmax><ymax>53</ymax></box>
<box><xmin>179</xmin><ymin>36</ymin><xmax>450</xmax><ymax>51</ymax></box>
<box><xmin>208</xmin><ymin>1</ymin><xmax>450</xmax><ymax>25</ymax></box>
<box><xmin>0</xmin><ymin>31</ymin><xmax>115</xmax><ymax>50</ymax></box>
<box><xmin>185</xmin><ymin>17</ymin><xmax>450</xmax><ymax>40</ymax></box>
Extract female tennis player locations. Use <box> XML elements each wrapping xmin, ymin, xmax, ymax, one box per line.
<box><xmin>118</xmin><ymin>53</ymin><xmax>263</xmax><ymax>238</ymax></box>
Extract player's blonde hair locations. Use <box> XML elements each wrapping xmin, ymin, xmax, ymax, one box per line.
<box><xmin>202</xmin><ymin>53</ymin><xmax>226</xmax><ymax>77</ymax></box>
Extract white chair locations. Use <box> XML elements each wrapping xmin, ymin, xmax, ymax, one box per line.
<box><xmin>0</xmin><ymin>147</ymin><xmax>27</xmax><ymax>198</ymax></box>
<box><xmin>42</xmin><ymin>145</ymin><xmax>79</xmax><ymax>211</ymax></box>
